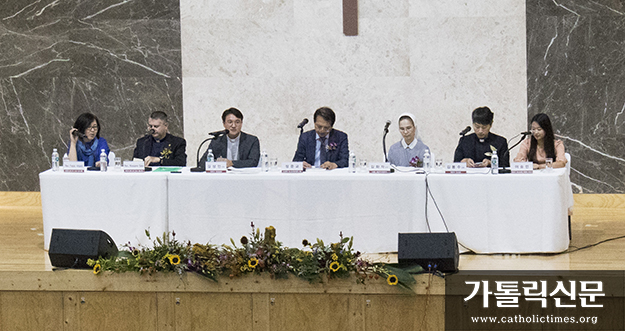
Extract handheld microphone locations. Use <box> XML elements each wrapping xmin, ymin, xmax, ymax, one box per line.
<box><xmin>459</xmin><ymin>126</ymin><xmax>471</xmax><ymax>136</ymax></box>
<box><xmin>297</xmin><ymin>118</ymin><xmax>309</xmax><ymax>129</ymax></box>
<box><xmin>208</xmin><ymin>129</ymin><xmax>229</xmax><ymax>137</ymax></box>
<box><xmin>383</xmin><ymin>120</ymin><xmax>391</xmax><ymax>133</ymax></box>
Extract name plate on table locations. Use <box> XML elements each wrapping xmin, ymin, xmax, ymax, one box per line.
<box><xmin>445</xmin><ymin>163</ymin><xmax>467</xmax><ymax>174</ymax></box>
<box><xmin>63</xmin><ymin>161</ymin><xmax>85</xmax><ymax>173</ymax></box>
<box><xmin>282</xmin><ymin>162</ymin><xmax>304</xmax><ymax>173</ymax></box>
<box><xmin>205</xmin><ymin>162</ymin><xmax>227</xmax><ymax>173</ymax></box>
<box><xmin>368</xmin><ymin>162</ymin><xmax>391</xmax><ymax>174</ymax></box>
<box><xmin>511</xmin><ymin>162</ymin><xmax>534</xmax><ymax>174</ymax></box>
<box><xmin>123</xmin><ymin>161</ymin><xmax>145</xmax><ymax>173</ymax></box>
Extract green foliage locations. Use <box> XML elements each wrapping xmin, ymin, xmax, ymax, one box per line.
<box><xmin>88</xmin><ymin>225</ymin><xmax>415</xmax><ymax>288</ymax></box>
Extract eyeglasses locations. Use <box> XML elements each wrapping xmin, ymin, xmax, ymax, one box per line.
<box><xmin>87</xmin><ymin>125</ymin><xmax>99</xmax><ymax>131</ymax></box>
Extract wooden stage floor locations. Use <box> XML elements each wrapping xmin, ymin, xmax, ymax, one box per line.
<box><xmin>2</xmin><ymin>192</ymin><xmax>625</xmax><ymax>272</ymax></box>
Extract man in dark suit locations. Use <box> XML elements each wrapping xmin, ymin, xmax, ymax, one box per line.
<box><xmin>293</xmin><ymin>107</ymin><xmax>349</xmax><ymax>169</ymax></box>
<box><xmin>453</xmin><ymin>106</ymin><xmax>509</xmax><ymax>168</ymax></box>
<box><xmin>200</xmin><ymin>108</ymin><xmax>260</xmax><ymax>168</ymax></box>
<box><xmin>133</xmin><ymin>111</ymin><xmax>187</xmax><ymax>167</ymax></box>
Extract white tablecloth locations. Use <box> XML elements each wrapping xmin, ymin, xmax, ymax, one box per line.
<box><xmin>425</xmin><ymin>168</ymin><xmax>573</xmax><ymax>253</ymax></box>
<box><xmin>168</xmin><ymin>169</ymin><xmax>426</xmax><ymax>253</ymax></box>
<box><xmin>39</xmin><ymin>167</ymin><xmax>573</xmax><ymax>254</ymax></box>
<box><xmin>40</xmin><ymin>170</ymin><xmax>169</xmax><ymax>250</ymax></box>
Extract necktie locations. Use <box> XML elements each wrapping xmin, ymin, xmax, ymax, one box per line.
<box><xmin>319</xmin><ymin>136</ymin><xmax>327</xmax><ymax>164</ymax></box>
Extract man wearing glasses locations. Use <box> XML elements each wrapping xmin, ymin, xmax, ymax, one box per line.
<box><xmin>453</xmin><ymin>106</ymin><xmax>509</xmax><ymax>168</ymax></box>
<box><xmin>133</xmin><ymin>111</ymin><xmax>187</xmax><ymax>167</ymax></box>
<box><xmin>293</xmin><ymin>107</ymin><xmax>349</xmax><ymax>169</ymax></box>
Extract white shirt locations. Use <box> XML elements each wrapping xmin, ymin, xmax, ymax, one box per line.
<box><xmin>401</xmin><ymin>138</ymin><xmax>418</xmax><ymax>150</ymax></box>
<box><xmin>227</xmin><ymin>134</ymin><xmax>240</xmax><ymax>161</ymax></box>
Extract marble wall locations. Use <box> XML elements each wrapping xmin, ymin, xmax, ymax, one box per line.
<box><xmin>527</xmin><ymin>1</ymin><xmax>625</xmax><ymax>193</ymax></box>
<box><xmin>0</xmin><ymin>0</ymin><xmax>182</xmax><ymax>191</ymax></box>
<box><xmin>181</xmin><ymin>0</ymin><xmax>527</xmax><ymax>170</ymax></box>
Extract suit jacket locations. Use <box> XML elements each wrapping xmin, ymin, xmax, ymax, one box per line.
<box><xmin>200</xmin><ymin>132</ymin><xmax>260</xmax><ymax>168</ymax></box>
<box><xmin>133</xmin><ymin>133</ymin><xmax>187</xmax><ymax>166</ymax></box>
<box><xmin>293</xmin><ymin>129</ymin><xmax>349</xmax><ymax>168</ymax></box>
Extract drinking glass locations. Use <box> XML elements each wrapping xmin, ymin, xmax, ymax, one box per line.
<box><xmin>545</xmin><ymin>158</ymin><xmax>553</xmax><ymax>171</ymax></box>
<box><xmin>359</xmin><ymin>159</ymin><xmax>368</xmax><ymax>172</ymax></box>
<box><xmin>269</xmin><ymin>157</ymin><xmax>278</xmax><ymax>171</ymax></box>
<box><xmin>114</xmin><ymin>157</ymin><xmax>122</xmax><ymax>170</ymax></box>
<box><xmin>435</xmin><ymin>158</ymin><xmax>443</xmax><ymax>169</ymax></box>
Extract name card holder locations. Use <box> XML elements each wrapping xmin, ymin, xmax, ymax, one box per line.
<box><xmin>63</xmin><ymin>161</ymin><xmax>85</xmax><ymax>173</ymax></box>
<box><xmin>445</xmin><ymin>163</ymin><xmax>467</xmax><ymax>174</ymax></box>
<box><xmin>205</xmin><ymin>161</ymin><xmax>227</xmax><ymax>173</ymax></box>
<box><xmin>123</xmin><ymin>161</ymin><xmax>145</xmax><ymax>173</ymax></box>
<box><xmin>368</xmin><ymin>162</ymin><xmax>391</xmax><ymax>174</ymax></box>
<box><xmin>511</xmin><ymin>162</ymin><xmax>534</xmax><ymax>174</ymax></box>
<box><xmin>282</xmin><ymin>162</ymin><xmax>304</xmax><ymax>173</ymax></box>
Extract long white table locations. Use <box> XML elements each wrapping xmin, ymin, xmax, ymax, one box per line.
<box><xmin>40</xmin><ymin>170</ymin><xmax>169</xmax><ymax>250</ymax></box>
<box><xmin>167</xmin><ymin>170</ymin><xmax>426</xmax><ymax>253</ymax></box>
<box><xmin>426</xmin><ymin>168</ymin><xmax>573</xmax><ymax>253</ymax></box>
<box><xmin>39</xmin><ymin>167</ymin><xmax>573</xmax><ymax>254</ymax></box>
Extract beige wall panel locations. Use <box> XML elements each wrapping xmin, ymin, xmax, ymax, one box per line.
<box><xmin>174</xmin><ymin>293</ymin><xmax>252</xmax><ymax>330</ymax></box>
<box><xmin>74</xmin><ymin>292</ymin><xmax>157</xmax><ymax>331</ymax></box>
<box><xmin>0</xmin><ymin>292</ymin><xmax>63</xmax><ymax>331</ymax></box>
<box><xmin>157</xmin><ymin>292</ymin><xmax>175</xmax><ymax>331</ymax></box>
<box><xmin>364</xmin><ymin>294</ymin><xmax>420</xmax><ymax>330</ymax></box>
<box><xmin>268</xmin><ymin>293</ymin><xmax>363</xmax><ymax>331</ymax></box>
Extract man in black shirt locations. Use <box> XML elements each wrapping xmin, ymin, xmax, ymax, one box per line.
<box><xmin>453</xmin><ymin>106</ymin><xmax>509</xmax><ymax>168</ymax></box>
<box><xmin>133</xmin><ymin>111</ymin><xmax>187</xmax><ymax>167</ymax></box>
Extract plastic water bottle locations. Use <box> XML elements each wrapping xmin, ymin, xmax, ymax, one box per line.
<box><xmin>491</xmin><ymin>150</ymin><xmax>499</xmax><ymax>174</ymax></box>
<box><xmin>207</xmin><ymin>149</ymin><xmax>214</xmax><ymax>162</ymax></box>
<box><xmin>348</xmin><ymin>151</ymin><xmax>356</xmax><ymax>173</ymax></box>
<box><xmin>99</xmin><ymin>149</ymin><xmax>107</xmax><ymax>172</ymax></box>
<box><xmin>62</xmin><ymin>153</ymin><xmax>69</xmax><ymax>168</ymax></box>
<box><xmin>261</xmin><ymin>150</ymin><xmax>268</xmax><ymax>172</ymax></box>
<box><xmin>51</xmin><ymin>148</ymin><xmax>59</xmax><ymax>171</ymax></box>
<box><xmin>423</xmin><ymin>149</ymin><xmax>431</xmax><ymax>172</ymax></box>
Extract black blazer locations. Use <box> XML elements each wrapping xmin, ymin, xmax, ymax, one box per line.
<box><xmin>200</xmin><ymin>132</ymin><xmax>260</xmax><ymax>168</ymax></box>
<box><xmin>133</xmin><ymin>133</ymin><xmax>187</xmax><ymax>166</ymax></box>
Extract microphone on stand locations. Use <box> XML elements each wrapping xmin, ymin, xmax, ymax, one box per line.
<box><xmin>145</xmin><ymin>128</ymin><xmax>155</xmax><ymax>136</ymax></box>
<box><xmin>383</xmin><ymin>120</ymin><xmax>391</xmax><ymax>162</ymax></box>
<box><xmin>190</xmin><ymin>129</ymin><xmax>230</xmax><ymax>172</ymax></box>
<box><xmin>297</xmin><ymin>118</ymin><xmax>308</xmax><ymax>137</ymax></box>
<box><xmin>459</xmin><ymin>126</ymin><xmax>471</xmax><ymax>136</ymax></box>
<box><xmin>208</xmin><ymin>129</ymin><xmax>229</xmax><ymax>137</ymax></box>
<box><xmin>498</xmin><ymin>131</ymin><xmax>530</xmax><ymax>174</ymax></box>
<box><xmin>297</xmin><ymin>118</ymin><xmax>309</xmax><ymax>129</ymax></box>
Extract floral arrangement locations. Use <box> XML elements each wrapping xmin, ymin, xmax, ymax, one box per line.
<box><xmin>409</xmin><ymin>156</ymin><xmax>423</xmax><ymax>167</ymax></box>
<box><xmin>87</xmin><ymin>224</ymin><xmax>417</xmax><ymax>288</ymax></box>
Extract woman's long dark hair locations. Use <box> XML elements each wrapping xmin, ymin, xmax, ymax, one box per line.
<box><xmin>528</xmin><ymin>113</ymin><xmax>555</xmax><ymax>162</ymax></box>
<box><xmin>73</xmin><ymin>113</ymin><xmax>101</xmax><ymax>139</ymax></box>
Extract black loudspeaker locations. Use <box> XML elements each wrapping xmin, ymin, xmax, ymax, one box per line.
<box><xmin>398</xmin><ymin>232</ymin><xmax>459</xmax><ymax>273</ymax></box>
<box><xmin>48</xmin><ymin>229</ymin><xmax>118</xmax><ymax>268</ymax></box>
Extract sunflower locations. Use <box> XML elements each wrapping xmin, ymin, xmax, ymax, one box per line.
<box><xmin>387</xmin><ymin>274</ymin><xmax>398</xmax><ymax>286</ymax></box>
<box><xmin>167</xmin><ymin>254</ymin><xmax>181</xmax><ymax>265</ymax></box>
<box><xmin>93</xmin><ymin>263</ymin><xmax>102</xmax><ymax>275</ymax></box>
<box><xmin>248</xmin><ymin>257</ymin><xmax>259</xmax><ymax>268</ymax></box>
<box><xmin>329</xmin><ymin>261</ymin><xmax>340</xmax><ymax>272</ymax></box>
<box><xmin>331</xmin><ymin>253</ymin><xmax>338</xmax><ymax>261</ymax></box>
